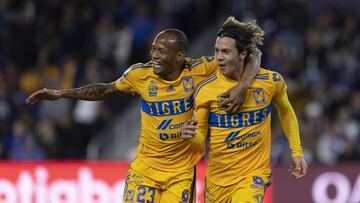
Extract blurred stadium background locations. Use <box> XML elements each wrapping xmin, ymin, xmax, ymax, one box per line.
<box><xmin>0</xmin><ymin>0</ymin><xmax>359</xmax><ymax>202</ymax></box>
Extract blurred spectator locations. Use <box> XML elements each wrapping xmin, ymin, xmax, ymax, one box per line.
<box><xmin>128</xmin><ymin>2</ymin><xmax>156</xmax><ymax>64</ymax></box>
<box><xmin>5</xmin><ymin>118</ymin><xmax>45</xmax><ymax>160</ymax></box>
<box><xmin>112</xmin><ymin>16</ymin><xmax>133</xmax><ymax>68</ymax></box>
<box><xmin>70</xmin><ymin>57</ymin><xmax>104</xmax><ymax>158</ymax></box>
<box><xmin>34</xmin><ymin>118</ymin><xmax>59</xmax><ymax>158</ymax></box>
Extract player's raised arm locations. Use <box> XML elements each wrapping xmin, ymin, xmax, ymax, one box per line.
<box><xmin>220</xmin><ymin>49</ymin><xmax>261</xmax><ymax>113</ymax></box>
<box><xmin>26</xmin><ymin>82</ymin><xmax>119</xmax><ymax>104</ymax></box>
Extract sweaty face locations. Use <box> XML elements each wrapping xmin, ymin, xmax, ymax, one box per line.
<box><xmin>150</xmin><ymin>33</ymin><xmax>179</xmax><ymax>77</ymax></box>
<box><xmin>214</xmin><ymin>37</ymin><xmax>243</xmax><ymax>79</ymax></box>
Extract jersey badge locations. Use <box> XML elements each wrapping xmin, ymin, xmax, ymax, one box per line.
<box><xmin>253</xmin><ymin>88</ymin><xmax>266</xmax><ymax>105</ymax></box>
<box><xmin>182</xmin><ymin>76</ymin><xmax>194</xmax><ymax>92</ymax></box>
<box><xmin>148</xmin><ymin>80</ymin><xmax>158</xmax><ymax>97</ymax></box>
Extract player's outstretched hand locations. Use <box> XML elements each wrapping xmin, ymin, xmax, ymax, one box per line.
<box><xmin>181</xmin><ymin>119</ymin><xmax>198</xmax><ymax>139</ymax></box>
<box><xmin>288</xmin><ymin>156</ymin><xmax>308</xmax><ymax>179</ymax></box>
<box><xmin>26</xmin><ymin>88</ymin><xmax>60</xmax><ymax>104</ymax></box>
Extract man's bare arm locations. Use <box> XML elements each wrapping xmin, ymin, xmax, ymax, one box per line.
<box><xmin>26</xmin><ymin>82</ymin><xmax>119</xmax><ymax>104</ymax></box>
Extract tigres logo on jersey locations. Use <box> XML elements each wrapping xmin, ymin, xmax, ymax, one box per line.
<box><xmin>253</xmin><ymin>88</ymin><xmax>266</xmax><ymax>105</ymax></box>
<box><xmin>182</xmin><ymin>76</ymin><xmax>195</xmax><ymax>92</ymax></box>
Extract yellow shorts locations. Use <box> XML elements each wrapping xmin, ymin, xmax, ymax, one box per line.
<box><xmin>204</xmin><ymin>175</ymin><xmax>271</xmax><ymax>203</ymax></box>
<box><xmin>123</xmin><ymin>158</ymin><xmax>196</xmax><ymax>203</ymax></box>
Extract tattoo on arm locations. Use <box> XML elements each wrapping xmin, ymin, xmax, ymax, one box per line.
<box><xmin>70</xmin><ymin>89</ymin><xmax>78</xmax><ymax>96</ymax></box>
<box><xmin>65</xmin><ymin>83</ymin><xmax>119</xmax><ymax>100</ymax></box>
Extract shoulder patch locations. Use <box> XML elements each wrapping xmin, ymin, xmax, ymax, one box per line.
<box><xmin>272</xmin><ymin>72</ymin><xmax>282</xmax><ymax>82</ymax></box>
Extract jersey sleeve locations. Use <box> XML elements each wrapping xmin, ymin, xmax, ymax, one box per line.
<box><xmin>187</xmin><ymin>86</ymin><xmax>210</xmax><ymax>146</ymax></box>
<box><xmin>115</xmin><ymin>64</ymin><xmax>141</xmax><ymax>95</ymax></box>
<box><xmin>272</xmin><ymin>74</ymin><xmax>303</xmax><ymax>157</ymax></box>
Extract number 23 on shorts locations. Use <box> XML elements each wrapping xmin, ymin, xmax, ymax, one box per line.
<box><xmin>124</xmin><ymin>185</ymin><xmax>158</xmax><ymax>203</ymax></box>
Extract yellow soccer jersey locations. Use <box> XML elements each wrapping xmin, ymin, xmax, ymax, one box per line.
<box><xmin>194</xmin><ymin>68</ymin><xmax>301</xmax><ymax>186</ymax></box>
<box><xmin>115</xmin><ymin>56</ymin><xmax>217</xmax><ymax>171</ymax></box>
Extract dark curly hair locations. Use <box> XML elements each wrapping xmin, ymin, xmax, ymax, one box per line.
<box><xmin>217</xmin><ymin>16</ymin><xmax>264</xmax><ymax>54</ymax></box>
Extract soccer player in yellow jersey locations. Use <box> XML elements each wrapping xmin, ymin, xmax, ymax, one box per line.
<box><xmin>181</xmin><ymin>17</ymin><xmax>308</xmax><ymax>203</ymax></box>
<box><xmin>26</xmin><ymin>28</ymin><xmax>261</xmax><ymax>202</ymax></box>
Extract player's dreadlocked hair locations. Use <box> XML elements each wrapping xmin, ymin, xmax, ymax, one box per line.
<box><xmin>217</xmin><ymin>16</ymin><xmax>264</xmax><ymax>54</ymax></box>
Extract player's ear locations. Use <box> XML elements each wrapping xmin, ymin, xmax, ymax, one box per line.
<box><xmin>177</xmin><ymin>51</ymin><xmax>185</xmax><ymax>61</ymax></box>
<box><xmin>239</xmin><ymin>51</ymin><xmax>247</xmax><ymax>61</ymax></box>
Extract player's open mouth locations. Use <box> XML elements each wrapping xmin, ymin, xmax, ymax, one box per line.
<box><xmin>219</xmin><ymin>64</ymin><xmax>226</xmax><ymax>70</ymax></box>
<box><xmin>150</xmin><ymin>61</ymin><xmax>162</xmax><ymax>68</ymax></box>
